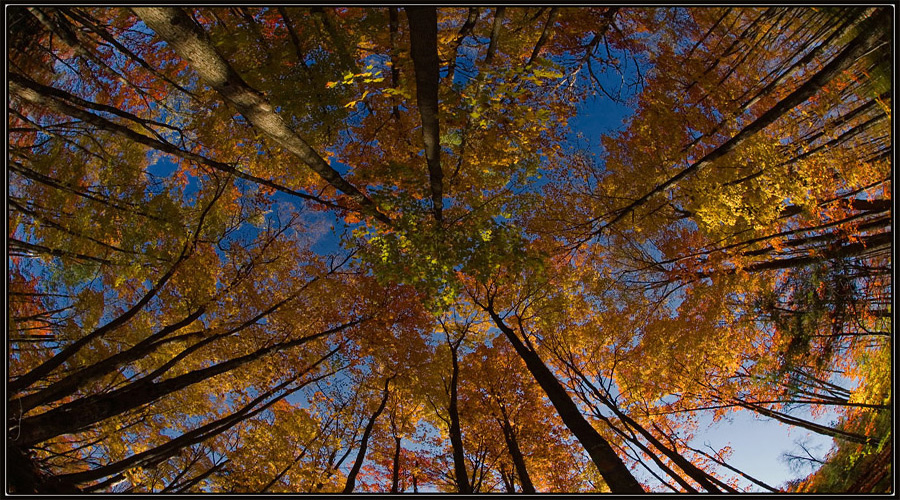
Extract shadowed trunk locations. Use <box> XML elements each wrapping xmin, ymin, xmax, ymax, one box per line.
<box><xmin>485</xmin><ymin>7</ymin><xmax>506</xmax><ymax>64</ymax></box>
<box><xmin>524</xmin><ymin>8</ymin><xmax>559</xmax><ymax>68</ymax></box>
<box><xmin>343</xmin><ymin>376</ymin><xmax>393</xmax><ymax>493</ymax></box>
<box><xmin>405</xmin><ymin>7</ymin><xmax>444</xmax><ymax>223</ymax></box>
<box><xmin>391</xmin><ymin>435</ymin><xmax>402</xmax><ymax>493</ymax></box>
<box><xmin>499</xmin><ymin>409</ymin><xmax>535</xmax><ymax>493</ymax></box>
<box><xmin>447</xmin><ymin>340</ymin><xmax>472</xmax><ymax>493</ymax></box>
<box><xmin>482</xmin><ymin>302</ymin><xmax>644</xmax><ymax>493</ymax></box>
<box><xmin>56</xmin><ymin>353</ymin><xmax>335</xmax><ymax>486</ymax></box>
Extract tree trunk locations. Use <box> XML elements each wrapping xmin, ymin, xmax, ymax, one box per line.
<box><xmin>484</xmin><ymin>304</ymin><xmax>644</xmax><ymax>493</ymax></box>
<box><xmin>738</xmin><ymin>400</ymin><xmax>873</xmax><ymax>444</ymax></box>
<box><xmin>735</xmin><ymin>9</ymin><xmax>867</xmax><ymax>117</ymax></box>
<box><xmin>343</xmin><ymin>377</ymin><xmax>393</xmax><ymax>493</ymax></box>
<box><xmin>405</xmin><ymin>7</ymin><xmax>443</xmax><ymax>223</ymax></box>
<box><xmin>743</xmin><ymin>231</ymin><xmax>891</xmax><ymax>274</ymax></box>
<box><xmin>525</xmin><ymin>8</ymin><xmax>559</xmax><ymax>69</ymax></box>
<box><xmin>56</xmin><ymin>363</ymin><xmax>326</xmax><ymax>486</ymax></box>
<box><xmin>7</xmin><ymin>237</ymin><xmax>112</xmax><ymax>265</ymax></box>
<box><xmin>12</xmin><ymin>306</ymin><xmax>206</xmax><ymax>413</ymax></box>
<box><xmin>391</xmin><ymin>436</ymin><xmax>402</xmax><ymax>493</ymax></box>
<box><xmin>447</xmin><ymin>343</ymin><xmax>472</xmax><ymax>493</ymax></box>
<box><xmin>485</xmin><ymin>7</ymin><xmax>505</xmax><ymax>64</ymax></box>
<box><xmin>688</xmin><ymin>445</ymin><xmax>780</xmax><ymax>492</ymax></box>
<box><xmin>499</xmin><ymin>465</ymin><xmax>516</xmax><ymax>492</ymax></box>
<box><xmin>603</xmin><ymin>398</ymin><xmax>728</xmax><ymax>492</ymax></box>
<box><xmin>500</xmin><ymin>413</ymin><xmax>535</xmax><ymax>493</ymax></box>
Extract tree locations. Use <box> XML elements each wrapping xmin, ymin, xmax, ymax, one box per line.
<box><xmin>7</xmin><ymin>6</ymin><xmax>892</xmax><ymax>493</ymax></box>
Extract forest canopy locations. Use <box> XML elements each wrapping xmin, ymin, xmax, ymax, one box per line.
<box><xmin>7</xmin><ymin>6</ymin><xmax>892</xmax><ymax>493</ymax></box>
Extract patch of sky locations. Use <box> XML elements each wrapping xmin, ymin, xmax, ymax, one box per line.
<box><xmin>329</xmin><ymin>158</ymin><xmax>352</xmax><ymax>177</ymax></box>
<box><xmin>302</xmin><ymin>207</ymin><xmax>349</xmax><ymax>257</ymax></box>
<box><xmin>688</xmin><ymin>406</ymin><xmax>836</xmax><ymax>491</ymax></box>
<box><xmin>146</xmin><ymin>153</ymin><xmax>178</xmax><ymax>178</ymax></box>
<box><xmin>451</xmin><ymin>44</ymin><xmax>481</xmax><ymax>90</ymax></box>
<box><xmin>567</xmin><ymin>76</ymin><xmax>640</xmax><ymax>161</ymax></box>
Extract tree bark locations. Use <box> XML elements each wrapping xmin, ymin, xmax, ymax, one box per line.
<box><xmin>390</xmin><ymin>436</ymin><xmax>402</xmax><ymax>493</ymax></box>
<box><xmin>405</xmin><ymin>7</ymin><xmax>444</xmax><ymax>223</ymax></box>
<box><xmin>499</xmin><ymin>411</ymin><xmax>535</xmax><ymax>493</ymax></box>
<box><xmin>485</xmin><ymin>7</ymin><xmax>505</xmax><ymax>65</ymax></box>
<box><xmin>447</xmin><ymin>341</ymin><xmax>472</xmax><ymax>493</ymax></box>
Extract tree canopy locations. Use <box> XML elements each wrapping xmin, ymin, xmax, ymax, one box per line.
<box><xmin>7</xmin><ymin>6</ymin><xmax>892</xmax><ymax>493</ymax></box>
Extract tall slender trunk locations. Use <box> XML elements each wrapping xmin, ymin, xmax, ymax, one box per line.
<box><xmin>483</xmin><ymin>303</ymin><xmax>644</xmax><ymax>493</ymax></box>
<box><xmin>343</xmin><ymin>376</ymin><xmax>393</xmax><ymax>493</ymax></box>
<box><xmin>56</xmin><ymin>359</ymin><xmax>332</xmax><ymax>486</ymax></box>
<box><xmin>599</xmin><ymin>395</ymin><xmax>728</xmax><ymax>492</ymax></box>
<box><xmin>390</xmin><ymin>436</ymin><xmax>402</xmax><ymax>493</ymax></box>
<box><xmin>447</xmin><ymin>342</ymin><xmax>472</xmax><ymax>493</ymax></box>
<box><xmin>485</xmin><ymin>7</ymin><xmax>505</xmax><ymax>64</ymax></box>
<box><xmin>524</xmin><ymin>8</ymin><xmax>559</xmax><ymax>69</ymax></box>
<box><xmin>499</xmin><ymin>411</ymin><xmax>535</xmax><ymax>493</ymax></box>
<box><xmin>688</xmin><ymin>445</ymin><xmax>780</xmax><ymax>492</ymax></box>
<box><xmin>406</xmin><ymin>7</ymin><xmax>443</xmax><ymax>223</ymax></box>
<box><xmin>12</xmin><ymin>306</ymin><xmax>206</xmax><ymax>413</ymax></box>
<box><xmin>738</xmin><ymin>400</ymin><xmax>873</xmax><ymax>444</ymax></box>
